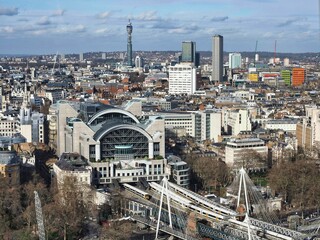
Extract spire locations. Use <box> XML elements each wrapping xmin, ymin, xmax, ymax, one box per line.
<box><xmin>22</xmin><ymin>82</ymin><xmax>29</xmax><ymax>108</ymax></box>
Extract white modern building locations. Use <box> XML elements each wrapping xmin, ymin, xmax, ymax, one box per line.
<box><xmin>228</xmin><ymin>53</ymin><xmax>242</xmax><ymax>69</ymax></box>
<box><xmin>264</xmin><ymin>119</ymin><xmax>298</xmax><ymax>134</ymax></box>
<box><xmin>168</xmin><ymin>63</ymin><xmax>197</xmax><ymax>95</ymax></box>
<box><xmin>167</xmin><ymin>155</ymin><xmax>190</xmax><ymax>188</ymax></box>
<box><xmin>158</xmin><ymin>109</ymin><xmax>222</xmax><ymax>143</ymax></box>
<box><xmin>225</xmin><ymin>138</ymin><xmax>268</xmax><ymax>169</ymax></box>
<box><xmin>222</xmin><ymin>109</ymin><xmax>252</xmax><ymax>136</ymax></box>
<box><xmin>18</xmin><ymin>107</ymin><xmax>45</xmax><ymax>143</ymax></box>
<box><xmin>135</xmin><ymin>56</ymin><xmax>144</xmax><ymax>68</ymax></box>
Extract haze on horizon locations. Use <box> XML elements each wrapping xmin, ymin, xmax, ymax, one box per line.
<box><xmin>0</xmin><ymin>0</ymin><xmax>319</xmax><ymax>55</ymax></box>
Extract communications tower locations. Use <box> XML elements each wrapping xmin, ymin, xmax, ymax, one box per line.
<box><xmin>126</xmin><ymin>20</ymin><xmax>133</xmax><ymax>67</ymax></box>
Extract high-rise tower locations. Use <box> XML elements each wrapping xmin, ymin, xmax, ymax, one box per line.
<box><xmin>212</xmin><ymin>35</ymin><xmax>223</xmax><ymax>83</ymax></box>
<box><xmin>181</xmin><ymin>41</ymin><xmax>196</xmax><ymax>63</ymax></box>
<box><xmin>181</xmin><ymin>41</ymin><xmax>200</xmax><ymax>67</ymax></box>
<box><xmin>126</xmin><ymin>20</ymin><xmax>133</xmax><ymax>67</ymax></box>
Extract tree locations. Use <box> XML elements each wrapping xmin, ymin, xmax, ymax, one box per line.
<box><xmin>100</xmin><ymin>221</ymin><xmax>134</xmax><ymax>240</ymax></box>
<box><xmin>186</xmin><ymin>155</ymin><xmax>232</xmax><ymax>193</ymax></box>
<box><xmin>43</xmin><ymin>176</ymin><xmax>90</xmax><ymax>239</ymax></box>
<box><xmin>235</xmin><ymin>149</ymin><xmax>267</xmax><ymax>171</ymax></box>
<box><xmin>268</xmin><ymin>160</ymin><xmax>320</xmax><ymax>211</ymax></box>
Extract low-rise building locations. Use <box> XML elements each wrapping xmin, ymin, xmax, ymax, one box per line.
<box><xmin>167</xmin><ymin>155</ymin><xmax>190</xmax><ymax>188</ymax></box>
<box><xmin>225</xmin><ymin>138</ymin><xmax>268</xmax><ymax>170</ymax></box>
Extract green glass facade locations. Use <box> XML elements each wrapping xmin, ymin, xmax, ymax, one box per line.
<box><xmin>281</xmin><ymin>70</ymin><xmax>291</xmax><ymax>86</ymax></box>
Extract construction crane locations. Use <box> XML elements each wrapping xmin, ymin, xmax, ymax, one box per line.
<box><xmin>34</xmin><ymin>191</ymin><xmax>46</xmax><ymax>240</ymax></box>
<box><xmin>253</xmin><ymin>40</ymin><xmax>258</xmax><ymax>67</ymax></box>
<box><xmin>274</xmin><ymin>40</ymin><xmax>277</xmax><ymax>66</ymax></box>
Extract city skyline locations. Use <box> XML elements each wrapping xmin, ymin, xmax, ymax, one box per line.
<box><xmin>0</xmin><ymin>0</ymin><xmax>319</xmax><ymax>54</ymax></box>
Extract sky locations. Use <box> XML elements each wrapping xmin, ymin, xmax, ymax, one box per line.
<box><xmin>0</xmin><ymin>0</ymin><xmax>319</xmax><ymax>54</ymax></box>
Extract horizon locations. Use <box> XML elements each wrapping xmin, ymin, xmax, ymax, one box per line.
<box><xmin>0</xmin><ymin>50</ymin><xmax>319</xmax><ymax>57</ymax></box>
<box><xmin>0</xmin><ymin>0</ymin><xmax>319</xmax><ymax>54</ymax></box>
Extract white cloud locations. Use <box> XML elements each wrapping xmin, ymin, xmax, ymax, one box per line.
<box><xmin>97</xmin><ymin>11</ymin><xmax>111</xmax><ymax>19</ymax></box>
<box><xmin>95</xmin><ymin>28</ymin><xmax>110</xmax><ymax>34</ymax></box>
<box><xmin>55</xmin><ymin>25</ymin><xmax>86</xmax><ymax>34</ymax></box>
<box><xmin>133</xmin><ymin>11</ymin><xmax>160</xmax><ymax>21</ymax></box>
<box><xmin>37</xmin><ymin>16</ymin><xmax>52</xmax><ymax>25</ymax></box>
<box><xmin>0</xmin><ymin>26</ymin><xmax>14</xmax><ymax>33</ymax></box>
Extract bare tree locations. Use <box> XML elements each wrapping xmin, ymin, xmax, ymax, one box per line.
<box><xmin>235</xmin><ymin>149</ymin><xmax>267</xmax><ymax>171</ymax></box>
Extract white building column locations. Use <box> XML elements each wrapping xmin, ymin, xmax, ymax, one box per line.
<box><xmin>148</xmin><ymin>141</ymin><xmax>154</xmax><ymax>159</ymax></box>
<box><xmin>95</xmin><ymin>144</ymin><xmax>101</xmax><ymax>161</ymax></box>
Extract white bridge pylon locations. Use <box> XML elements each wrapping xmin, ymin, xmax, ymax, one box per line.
<box><xmin>237</xmin><ymin>167</ymin><xmax>253</xmax><ymax>240</ymax></box>
<box><xmin>155</xmin><ymin>177</ymin><xmax>173</xmax><ymax>239</ymax></box>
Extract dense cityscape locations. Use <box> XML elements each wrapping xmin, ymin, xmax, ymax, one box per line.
<box><xmin>1</xmin><ymin>1</ymin><xmax>320</xmax><ymax>240</ymax></box>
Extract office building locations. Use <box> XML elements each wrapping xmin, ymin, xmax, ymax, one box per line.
<box><xmin>18</xmin><ymin>108</ymin><xmax>45</xmax><ymax>143</ymax></box>
<box><xmin>102</xmin><ymin>52</ymin><xmax>106</xmax><ymax>60</ymax></box>
<box><xmin>248</xmin><ymin>73</ymin><xmax>258</xmax><ymax>82</ymax></box>
<box><xmin>297</xmin><ymin>105</ymin><xmax>320</xmax><ymax>149</ymax></box>
<box><xmin>79</xmin><ymin>53</ymin><xmax>83</xmax><ymax>61</ymax></box>
<box><xmin>212</xmin><ymin>35</ymin><xmax>223</xmax><ymax>82</ymax></box>
<box><xmin>0</xmin><ymin>115</ymin><xmax>17</xmax><ymax>137</ymax></box>
<box><xmin>168</xmin><ymin>63</ymin><xmax>197</xmax><ymax>95</ymax></box>
<box><xmin>126</xmin><ymin>21</ymin><xmax>133</xmax><ymax>66</ymax></box>
<box><xmin>255</xmin><ymin>54</ymin><xmax>259</xmax><ymax>62</ymax></box>
<box><xmin>222</xmin><ymin>109</ymin><xmax>252</xmax><ymax>136</ymax></box>
<box><xmin>181</xmin><ymin>41</ymin><xmax>196</xmax><ymax>63</ymax></box>
<box><xmin>281</xmin><ymin>70</ymin><xmax>291</xmax><ymax>86</ymax></box>
<box><xmin>283</xmin><ymin>58</ymin><xmax>290</xmax><ymax>67</ymax></box>
<box><xmin>158</xmin><ymin>109</ymin><xmax>222</xmax><ymax>143</ymax></box>
<box><xmin>167</xmin><ymin>155</ymin><xmax>190</xmax><ymax>188</ymax></box>
<box><xmin>292</xmin><ymin>68</ymin><xmax>305</xmax><ymax>86</ymax></box>
<box><xmin>228</xmin><ymin>53</ymin><xmax>242</xmax><ymax>69</ymax></box>
<box><xmin>135</xmin><ymin>56</ymin><xmax>144</xmax><ymax>68</ymax></box>
<box><xmin>225</xmin><ymin>138</ymin><xmax>268</xmax><ymax>169</ymax></box>
<box><xmin>53</xmin><ymin>152</ymin><xmax>92</xmax><ymax>186</ymax></box>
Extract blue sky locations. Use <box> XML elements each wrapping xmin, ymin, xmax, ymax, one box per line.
<box><xmin>0</xmin><ymin>0</ymin><xmax>319</xmax><ymax>54</ymax></box>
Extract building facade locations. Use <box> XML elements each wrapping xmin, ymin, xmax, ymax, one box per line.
<box><xmin>212</xmin><ymin>35</ymin><xmax>223</xmax><ymax>82</ymax></box>
<box><xmin>222</xmin><ymin>109</ymin><xmax>252</xmax><ymax>136</ymax></box>
<box><xmin>225</xmin><ymin>138</ymin><xmax>268</xmax><ymax>170</ymax></box>
<box><xmin>168</xmin><ymin>63</ymin><xmax>197</xmax><ymax>95</ymax></box>
<box><xmin>297</xmin><ymin>105</ymin><xmax>320</xmax><ymax>149</ymax></box>
<box><xmin>0</xmin><ymin>151</ymin><xmax>20</xmax><ymax>186</ymax></box>
<box><xmin>181</xmin><ymin>41</ymin><xmax>196</xmax><ymax>64</ymax></box>
<box><xmin>56</xmin><ymin>101</ymin><xmax>169</xmax><ymax>185</ymax></box>
<box><xmin>281</xmin><ymin>70</ymin><xmax>291</xmax><ymax>86</ymax></box>
<box><xmin>292</xmin><ymin>68</ymin><xmax>305</xmax><ymax>86</ymax></box>
<box><xmin>228</xmin><ymin>53</ymin><xmax>241</xmax><ymax>69</ymax></box>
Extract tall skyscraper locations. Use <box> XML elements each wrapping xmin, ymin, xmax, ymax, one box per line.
<box><xmin>135</xmin><ymin>56</ymin><xmax>144</xmax><ymax>68</ymax></box>
<box><xmin>79</xmin><ymin>53</ymin><xmax>83</xmax><ymax>61</ymax></box>
<box><xmin>126</xmin><ymin>20</ymin><xmax>133</xmax><ymax>66</ymax></box>
<box><xmin>212</xmin><ymin>35</ymin><xmax>223</xmax><ymax>82</ymax></box>
<box><xmin>181</xmin><ymin>41</ymin><xmax>196</xmax><ymax>63</ymax></box>
<box><xmin>181</xmin><ymin>41</ymin><xmax>200</xmax><ymax>67</ymax></box>
<box><xmin>102</xmin><ymin>52</ymin><xmax>106</xmax><ymax>60</ymax></box>
<box><xmin>228</xmin><ymin>53</ymin><xmax>241</xmax><ymax>69</ymax></box>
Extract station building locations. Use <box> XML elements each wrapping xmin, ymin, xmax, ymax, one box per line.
<box><xmin>56</xmin><ymin>101</ymin><xmax>169</xmax><ymax>185</ymax></box>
